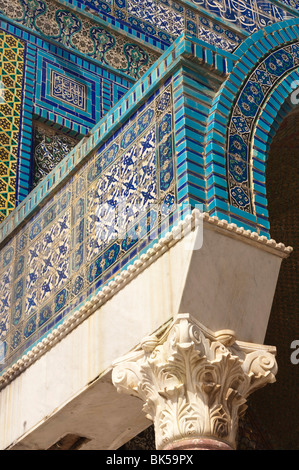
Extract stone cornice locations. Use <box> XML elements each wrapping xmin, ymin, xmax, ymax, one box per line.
<box><xmin>0</xmin><ymin>209</ymin><xmax>292</xmax><ymax>391</ymax></box>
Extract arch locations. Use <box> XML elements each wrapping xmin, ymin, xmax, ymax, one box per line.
<box><xmin>250</xmin><ymin>68</ymin><xmax>299</xmax><ymax>235</ymax></box>
<box><xmin>249</xmin><ymin>106</ymin><xmax>299</xmax><ymax>449</ymax></box>
<box><xmin>205</xmin><ymin>18</ymin><xmax>299</xmax><ymax>236</ymax></box>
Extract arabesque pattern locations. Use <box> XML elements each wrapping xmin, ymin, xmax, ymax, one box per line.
<box><xmin>0</xmin><ymin>0</ymin><xmax>159</xmax><ymax>79</ymax></box>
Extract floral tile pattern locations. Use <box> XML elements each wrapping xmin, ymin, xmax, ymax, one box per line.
<box><xmin>77</xmin><ymin>0</ymin><xmax>297</xmax><ymax>50</ymax></box>
<box><xmin>187</xmin><ymin>0</ymin><xmax>295</xmax><ymax>33</ymax></box>
<box><xmin>0</xmin><ymin>0</ymin><xmax>159</xmax><ymax>79</ymax></box>
<box><xmin>0</xmin><ymin>81</ymin><xmax>176</xmax><ymax>371</ymax></box>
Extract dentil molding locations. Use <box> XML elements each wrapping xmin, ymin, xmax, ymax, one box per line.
<box><xmin>112</xmin><ymin>313</ymin><xmax>278</xmax><ymax>450</ymax></box>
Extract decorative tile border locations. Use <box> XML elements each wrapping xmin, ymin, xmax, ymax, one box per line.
<box><xmin>186</xmin><ymin>0</ymin><xmax>296</xmax><ymax>34</ymax></box>
<box><xmin>274</xmin><ymin>0</ymin><xmax>299</xmax><ymax>14</ymax></box>
<box><xmin>205</xmin><ymin>19</ymin><xmax>299</xmax><ymax>236</ymax></box>
<box><xmin>0</xmin><ymin>0</ymin><xmax>161</xmax><ymax>79</ymax></box>
<box><xmin>0</xmin><ymin>31</ymin><xmax>25</xmax><ymax>223</ymax></box>
<box><xmin>251</xmin><ymin>68</ymin><xmax>299</xmax><ymax>221</ymax></box>
<box><xmin>58</xmin><ymin>0</ymin><xmax>299</xmax><ymax>49</ymax></box>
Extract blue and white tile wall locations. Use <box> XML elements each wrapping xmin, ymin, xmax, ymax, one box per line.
<box><xmin>0</xmin><ymin>80</ymin><xmax>177</xmax><ymax>373</ymax></box>
<box><xmin>63</xmin><ymin>0</ymin><xmax>299</xmax><ymax>48</ymax></box>
<box><xmin>227</xmin><ymin>41</ymin><xmax>299</xmax><ymax>214</ymax></box>
<box><xmin>71</xmin><ymin>0</ymin><xmax>245</xmax><ymax>51</ymax></box>
<box><xmin>16</xmin><ymin>37</ymin><xmax>134</xmax><ymax>204</ymax></box>
<box><xmin>1</xmin><ymin>0</ymin><xmax>298</xmax><ymax>205</ymax></box>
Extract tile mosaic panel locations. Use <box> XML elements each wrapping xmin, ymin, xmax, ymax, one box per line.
<box><xmin>0</xmin><ymin>31</ymin><xmax>24</xmax><ymax>223</ymax></box>
<box><xmin>279</xmin><ymin>0</ymin><xmax>299</xmax><ymax>10</ymax></box>
<box><xmin>32</xmin><ymin>124</ymin><xmax>79</xmax><ymax>188</ymax></box>
<box><xmin>227</xmin><ymin>41</ymin><xmax>299</xmax><ymax>212</ymax></box>
<box><xmin>35</xmin><ymin>48</ymin><xmax>131</xmax><ymax>129</ymax></box>
<box><xmin>51</xmin><ymin>71</ymin><xmax>86</xmax><ymax>111</ymax></box>
<box><xmin>0</xmin><ymin>81</ymin><xmax>177</xmax><ymax>372</ymax></box>
<box><xmin>0</xmin><ymin>0</ymin><xmax>160</xmax><ymax>80</ymax></box>
<box><xmin>68</xmin><ymin>0</ymin><xmax>298</xmax><ymax>50</ymax></box>
<box><xmin>82</xmin><ymin>0</ymin><xmax>244</xmax><ymax>52</ymax></box>
<box><xmin>0</xmin><ymin>27</ymin><xmax>132</xmax><ymax>210</ymax></box>
<box><xmin>188</xmin><ymin>0</ymin><xmax>295</xmax><ymax>34</ymax></box>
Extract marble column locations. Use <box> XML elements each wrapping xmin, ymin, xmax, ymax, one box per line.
<box><xmin>112</xmin><ymin>314</ymin><xmax>278</xmax><ymax>450</ymax></box>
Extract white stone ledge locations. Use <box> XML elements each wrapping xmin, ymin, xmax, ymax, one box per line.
<box><xmin>0</xmin><ymin>209</ymin><xmax>292</xmax><ymax>449</ymax></box>
<box><xmin>0</xmin><ymin>209</ymin><xmax>292</xmax><ymax>392</ymax></box>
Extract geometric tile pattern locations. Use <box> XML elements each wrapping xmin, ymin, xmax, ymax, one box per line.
<box><xmin>0</xmin><ymin>32</ymin><xmax>24</xmax><ymax>223</ymax></box>
<box><xmin>227</xmin><ymin>41</ymin><xmax>299</xmax><ymax>212</ymax></box>
<box><xmin>0</xmin><ymin>81</ymin><xmax>176</xmax><ymax>372</ymax></box>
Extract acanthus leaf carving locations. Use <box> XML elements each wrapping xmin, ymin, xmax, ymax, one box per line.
<box><xmin>112</xmin><ymin>313</ymin><xmax>278</xmax><ymax>450</ymax></box>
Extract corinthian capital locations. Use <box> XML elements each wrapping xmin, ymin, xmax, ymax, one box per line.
<box><xmin>112</xmin><ymin>314</ymin><xmax>277</xmax><ymax>450</ymax></box>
